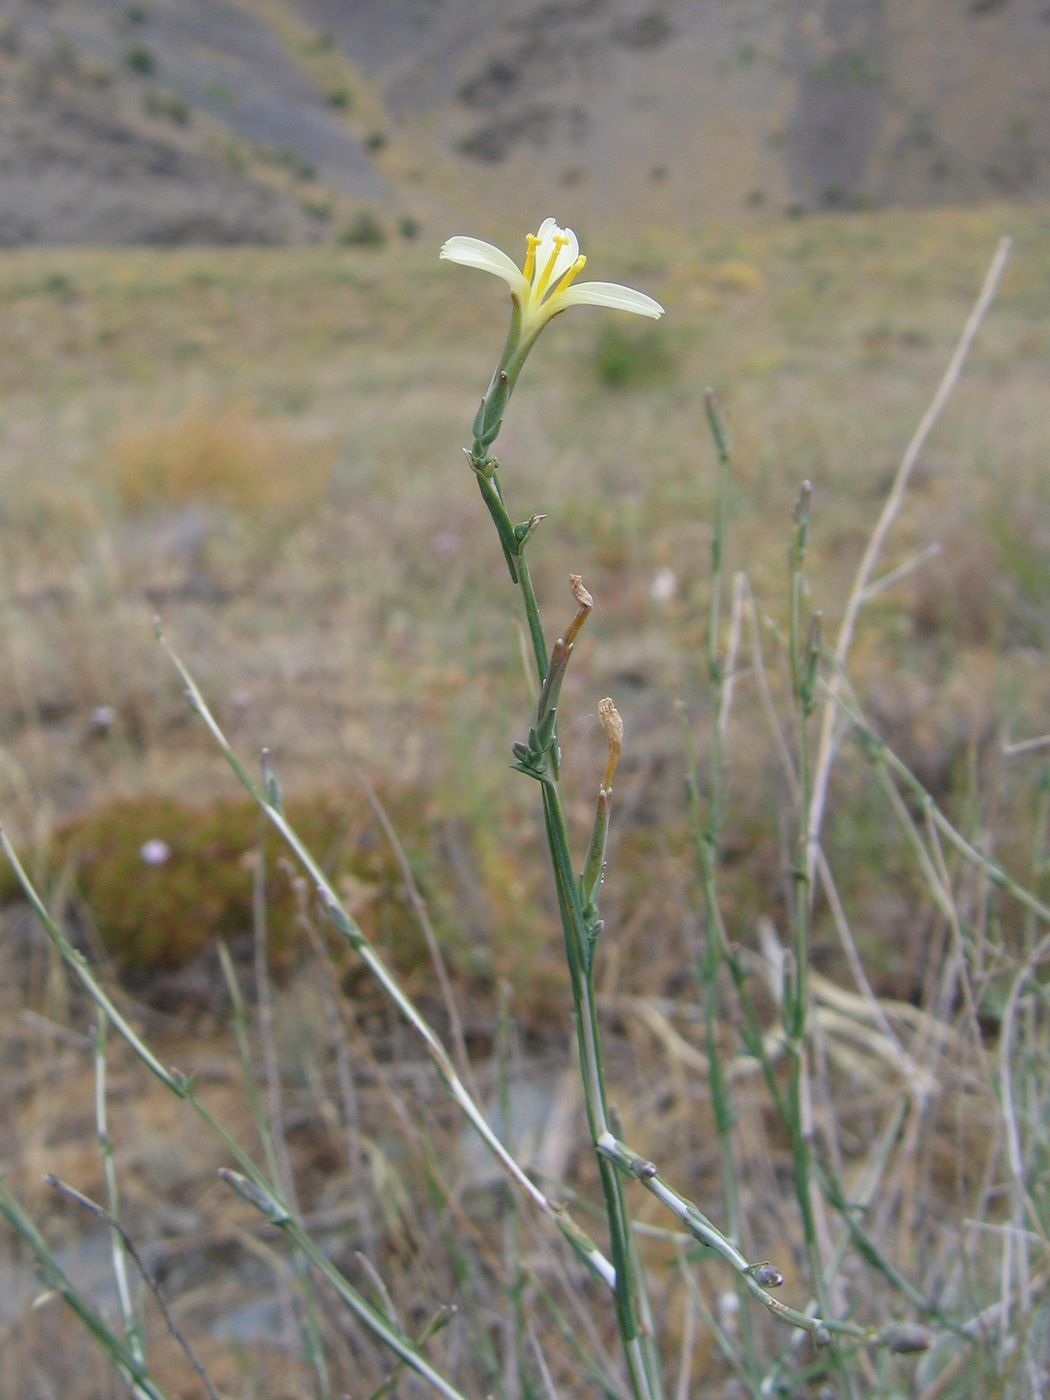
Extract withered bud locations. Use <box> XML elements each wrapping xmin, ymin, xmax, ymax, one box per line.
<box><xmin>793</xmin><ymin>479</ymin><xmax>813</xmax><ymax>526</ymax></box>
<box><xmin>569</xmin><ymin>573</ymin><xmax>593</xmax><ymax>611</ymax></box>
<box><xmin>218</xmin><ymin>1167</ymin><xmax>290</xmax><ymax>1224</ymax></box>
<box><xmin>598</xmin><ymin>697</ymin><xmax>623</xmax><ymax>752</ymax></box>
<box><xmin>598</xmin><ymin>697</ymin><xmax>624</xmax><ymax>790</ymax></box>
<box><xmin>879</xmin><ymin>1324</ymin><xmax>933</xmax><ymax>1355</ymax></box>
<box><xmin>563</xmin><ymin>574</ymin><xmax>595</xmax><ymax>648</ymax></box>
<box><xmin>747</xmin><ymin>1261</ymin><xmax>784</xmax><ymax>1289</ymax></box>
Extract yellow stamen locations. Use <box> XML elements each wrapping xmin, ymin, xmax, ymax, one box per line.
<box><xmin>555</xmin><ymin>254</ymin><xmax>587</xmax><ymax>294</ymax></box>
<box><xmin>534</xmin><ymin>234</ymin><xmax>569</xmax><ymax>300</ymax></box>
<box><xmin>522</xmin><ymin>233</ymin><xmax>540</xmax><ymax>282</ymax></box>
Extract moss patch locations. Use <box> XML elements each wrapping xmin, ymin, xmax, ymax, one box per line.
<box><xmin>47</xmin><ymin>790</ymin><xmax>426</xmax><ymax>980</ymax></box>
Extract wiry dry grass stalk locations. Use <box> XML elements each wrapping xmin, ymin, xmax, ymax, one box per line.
<box><xmin>807</xmin><ymin>237</ymin><xmax>1014</xmax><ymax>873</ymax></box>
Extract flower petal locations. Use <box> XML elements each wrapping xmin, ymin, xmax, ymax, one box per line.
<box><xmin>557</xmin><ymin>282</ymin><xmax>665</xmax><ymax>319</ymax></box>
<box><xmin>440</xmin><ymin>236</ymin><xmax>528</xmax><ymax>296</ymax></box>
<box><xmin>531</xmin><ymin>219</ymin><xmax>579</xmax><ymax>294</ymax></box>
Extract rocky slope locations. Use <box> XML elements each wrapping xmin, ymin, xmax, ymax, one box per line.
<box><xmin>2</xmin><ymin>0</ymin><xmax>1048</xmax><ymax>244</ymax></box>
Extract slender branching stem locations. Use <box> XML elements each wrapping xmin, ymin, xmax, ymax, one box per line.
<box><xmin>93</xmin><ymin>1015</ymin><xmax>147</xmax><ymax>1384</ymax></box>
<box><xmin>689</xmin><ymin>390</ymin><xmax>759</xmax><ymax>1376</ymax></box>
<box><xmin>0</xmin><ymin>820</ymin><xmax>567</xmax><ymax>1398</ymax></box>
<box><xmin>517</xmin><ymin>549</ymin><xmax>550</xmax><ymax>684</ymax></box>
<box><xmin>155</xmin><ymin>630</ymin><xmax>620</xmax><ymax>1289</ymax></box>
<box><xmin>786</xmin><ymin>485</ymin><xmax>845</xmax><ymax>1387</ymax></box>
<box><xmin>0</xmin><ymin>1185</ymin><xmax>176</xmax><ymax>1400</ymax></box>
<box><xmin>827</xmin><ymin>678</ymin><xmax>1050</xmax><ymax>927</ymax></box>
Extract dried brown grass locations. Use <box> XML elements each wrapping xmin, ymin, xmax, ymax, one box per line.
<box><xmin>95</xmin><ymin>398</ymin><xmax>335</xmax><ymax>522</ymax></box>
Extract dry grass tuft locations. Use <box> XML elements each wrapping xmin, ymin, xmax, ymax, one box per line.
<box><xmin>94</xmin><ymin>398</ymin><xmax>334</xmax><ymax>522</ymax></box>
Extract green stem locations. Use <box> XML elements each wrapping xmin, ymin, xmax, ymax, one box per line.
<box><xmin>829</xmin><ymin>680</ymin><xmax>1050</xmax><ymax>926</ymax></box>
<box><xmin>218</xmin><ymin>1170</ymin><xmax>470</xmax><ymax>1400</ymax></box>
<box><xmin>788</xmin><ymin>489</ymin><xmax>851</xmax><ymax>1395</ymax></box>
<box><xmin>494</xmin><ymin>494</ymin><xmax>656</xmax><ymax>1397</ymax></box>
<box><xmin>474</xmin><ymin>466</ymin><xmax>521</xmax><ymax>582</ymax></box>
<box><xmin>691</xmin><ymin>391</ymin><xmax>759</xmax><ymax>1377</ymax></box>
<box><xmin>94</xmin><ymin>1016</ymin><xmax>146</xmax><ymax>1375</ymax></box>
<box><xmin>540</xmin><ymin>781</ymin><xmax>659</xmax><ymax>1400</ymax></box>
<box><xmin>595</xmin><ymin>1137</ymin><xmax>877</xmax><ymax>1344</ymax></box>
<box><xmin>517</xmin><ymin>548</ymin><xmax>550</xmax><ymax>683</ymax></box>
<box><xmin>2</xmin><ymin>785</ymin><xmax>610</xmax><ymax>1397</ymax></box>
<box><xmin>154</xmin><ymin>631</ymin><xmax>618</xmax><ymax>1287</ymax></box>
<box><xmin>0</xmin><ymin>1185</ymin><xmax>174</xmax><ymax>1400</ymax></box>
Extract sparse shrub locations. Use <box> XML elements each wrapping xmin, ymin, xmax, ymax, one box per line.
<box><xmin>85</xmin><ymin>62</ymin><xmax>114</xmax><ymax>88</ymax></box>
<box><xmin>223</xmin><ymin>137</ymin><xmax>248</xmax><ymax>172</ymax></box>
<box><xmin>987</xmin><ymin>500</ymin><xmax>1050</xmax><ymax>647</ymax></box>
<box><xmin>38</xmin><ymin>270</ymin><xmax>78</xmax><ymax>301</ymax></box>
<box><xmin>706</xmin><ymin>257</ymin><xmax>762</xmax><ymax>291</ymax></box>
<box><xmin>302</xmin><ymin>195</ymin><xmax>333</xmax><ymax>222</ymax></box>
<box><xmin>611</xmin><ymin>12</ymin><xmax>673</xmax><ymax>48</ymax></box>
<box><xmin>122</xmin><ymin>42</ymin><xmax>157</xmax><ymax>76</ymax></box>
<box><xmin>93</xmin><ymin>399</ymin><xmax>333</xmax><ymax>521</ymax></box>
<box><xmin>0</xmin><ymin>19</ymin><xmax>23</xmax><ymax>56</ymax></box>
<box><xmin>325</xmin><ymin>85</ymin><xmax>352</xmax><ymax>109</ymax></box>
<box><xmin>812</xmin><ymin>46</ymin><xmax>881</xmax><ymax>85</ymax></box>
<box><xmin>143</xmin><ymin>88</ymin><xmax>190</xmax><ymax>126</ymax></box>
<box><xmin>206</xmin><ymin>78</ymin><xmax>235</xmax><ymax>105</ymax></box>
<box><xmin>258</xmin><ymin>145</ymin><xmax>317</xmax><ymax>182</ymax></box>
<box><xmin>338</xmin><ymin>211</ymin><xmax>386</xmax><ymax>248</ymax></box>
<box><xmin>593</xmin><ymin>323</ymin><xmax>671</xmax><ymax>388</ymax></box>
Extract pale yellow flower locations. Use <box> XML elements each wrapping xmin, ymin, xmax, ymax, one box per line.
<box><xmin>440</xmin><ymin>217</ymin><xmax>664</xmax><ymax>341</ymax></box>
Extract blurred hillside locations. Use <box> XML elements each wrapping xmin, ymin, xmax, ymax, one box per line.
<box><xmin>2</xmin><ymin>0</ymin><xmax>1048</xmax><ymax>246</ymax></box>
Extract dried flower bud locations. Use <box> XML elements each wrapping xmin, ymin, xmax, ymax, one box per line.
<box><xmin>598</xmin><ymin>696</ymin><xmax>623</xmax><ymax>751</ymax></box>
<box><xmin>793</xmin><ymin>480</ymin><xmax>813</xmax><ymax>528</ymax></box>
<box><xmin>218</xmin><ymin>1168</ymin><xmax>290</xmax><ymax>1225</ymax></box>
<box><xmin>569</xmin><ymin>573</ymin><xmax>594</xmax><ymax>611</ymax></box>
<box><xmin>747</xmin><ymin>1261</ymin><xmax>784</xmax><ymax>1289</ymax></box>
<box><xmin>563</xmin><ymin>573</ymin><xmax>595</xmax><ymax>647</ymax></box>
<box><xmin>261</xmin><ymin>746</ymin><xmax>283</xmax><ymax>812</ymax></box>
<box><xmin>598</xmin><ymin>697</ymin><xmax>624</xmax><ymax>790</ymax></box>
<box><xmin>880</xmin><ymin>1323</ymin><xmax>933</xmax><ymax>1355</ymax></box>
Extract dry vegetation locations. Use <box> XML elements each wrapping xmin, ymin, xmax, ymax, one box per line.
<box><xmin>1</xmin><ymin>205</ymin><xmax>1048</xmax><ymax>1397</ymax></box>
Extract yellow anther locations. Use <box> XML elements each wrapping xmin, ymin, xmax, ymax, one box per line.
<box><xmin>522</xmin><ymin>233</ymin><xmax>541</xmax><ymax>282</ymax></box>
<box><xmin>534</xmin><ymin>234</ymin><xmax>570</xmax><ymax>299</ymax></box>
<box><xmin>556</xmin><ymin>254</ymin><xmax>587</xmax><ymax>293</ymax></box>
